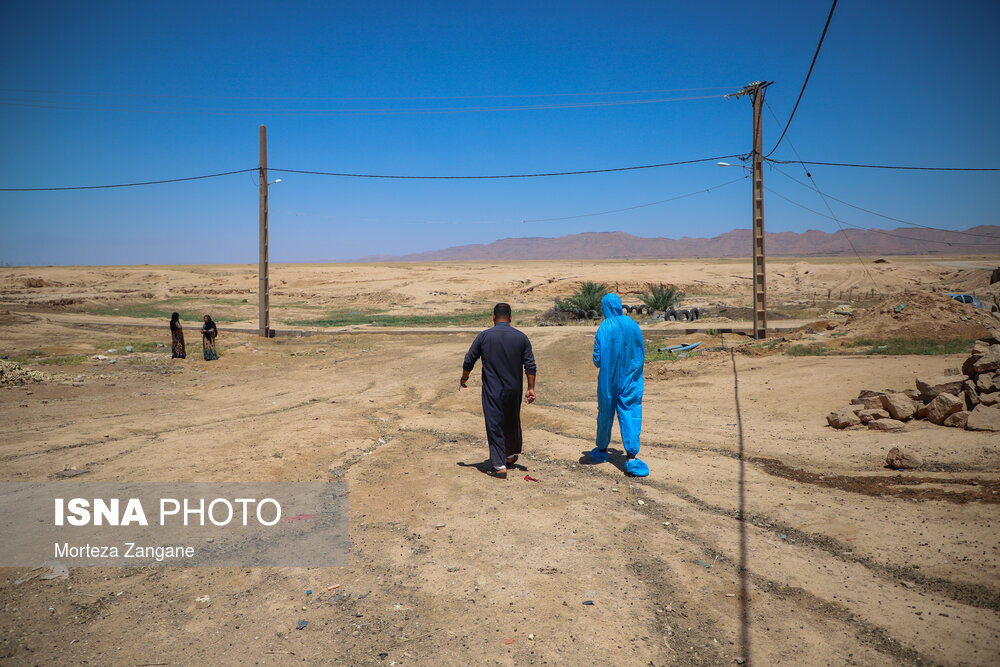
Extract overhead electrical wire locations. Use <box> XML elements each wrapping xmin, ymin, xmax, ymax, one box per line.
<box><xmin>521</xmin><ymin>175</ymin><xmax>748</xmax><ymax>223</ymax></box>
<box><xmin>761</xmin><ymin>103</ymin><xmax>882</xmax><ymax>293</ymax></box>
<box><xmin>268</xmin><ymin>155</ymin><xmax>743</xmax><ymax>180</ymax></box>
<box><xmin>272</xmin><ymin>175</ymin><xmax>747</xmax><ymax>226</ymax></box>
<box><xmin>0</xmin><ymin>86</ymin><xmax>739</xmax><ymax>101</ymax></box>
<box><xmin>0</xmin><ymin>168</ymin><xmax>258</xmax><ymax>192</ymax></box>
<box><xmin>0</xmin><ymin>93</ymin><xmax>726</xmax><ymax>117</ymax></box>
<box><xmin>764</xmin><ymin>187</ymin><xmax>1000</xmax><ymax>246</ymax></box>
<box><xmin>767</xmin><ymin>162</ymin><xmax>1000</xmax><ymax>240</ymax></box>
<box><xmin>764</xmin><ymin>0</ymin><xmax>838</xmax><ymax>158</ymax></box>
<box><xmin>767</xmin><ymin>158</ymin><xmax>1000</xmax><ymax>172</ymax></box>
<box><xmin>0</xmin><ymin>155</ymin><xmax>743</xmax><ymax>190</ymax></box>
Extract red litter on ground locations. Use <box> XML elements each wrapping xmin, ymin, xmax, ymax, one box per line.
<box><xmin>524</xmin><ymin>475</ymin><xmax>539</xmax><ymax>482</ymax></box>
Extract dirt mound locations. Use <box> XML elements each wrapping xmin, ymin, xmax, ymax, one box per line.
<box><xmin>0</xmin><ymin>359</ymin><xmax>54</xmax><ymax>386</ymax></box>
<box><xmin>842</xmin><ymin>290</ymin><xmax>993</xmax><ymax>340</ymax></box>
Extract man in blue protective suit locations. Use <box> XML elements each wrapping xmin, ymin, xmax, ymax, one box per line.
<box><xmin>590</xmin><ymin>292</ymin><xmax>649</xmax><ymax>477</ymax></box>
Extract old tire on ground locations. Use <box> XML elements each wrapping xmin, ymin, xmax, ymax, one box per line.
<box><xmin>677</xmin><ymin>309</ymin><xmax>690</xmax><ymax>321</ymax></box>
<box><xmin>689</xmin><ymin>307</ymin><xmax>700</xmax><ymax>320</ymax></box>
<box><xmin>666</xmin><ymin>309</ymin><xmax>677</xmax><ymax>321</ymax></box>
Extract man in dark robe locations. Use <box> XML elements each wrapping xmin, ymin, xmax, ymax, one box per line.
<box><xmin>461</xmin><ymin>303</ymin><xmax>536</xmax><ymax>479</ymax></box>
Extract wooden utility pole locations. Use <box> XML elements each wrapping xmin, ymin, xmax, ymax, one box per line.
<box><xmin>258</xmin><ymin>125</ymin><xmax>270</xmax><ymax>337</ymax></box>
<box><xmin>728</xmin><ymin>81</ymin><xmax>771</xmax><ymax>339</ymax></box>
<box><xmin>750</xmin><ymin>84</ymin><xmax>767</xmax><ymax>340</ymax></box>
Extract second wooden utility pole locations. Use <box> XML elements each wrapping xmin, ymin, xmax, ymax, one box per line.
<box><xmin>727</xmin><ymin>81</ymin><xmax>771</xmax><ymax>339</ymax></box>
<box><xmin>258</xmin><ymin>125</ymin><xmax>270</xmax><ymax>338</ymax></box>
<box><xmin>750</xmin><ymin>84</ymin><xmax>768</xmax><ymax>340</ymax></box>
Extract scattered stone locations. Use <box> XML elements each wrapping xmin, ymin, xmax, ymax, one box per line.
<box><xmin>869</xmin><ymin>419</ymin><xmax>905</xmax><ymax>432</ymax></box>
<box><xmin>582</xmin><ymin>600</ymin><xmax>595</xmax><ymax>606</ymax></box>
<box><xmin>858</xmin><ymin>395</ymin><xmax>884</xmax><ymax>410</ymax></box>
<box><xmin>434</xmin><ymin>523</ymin><xmax>446</xmax><ymax>528</ymax></box>
<box><xmin>964</xmin><ymin>341</ymin><xmax>993</xmax><ymax>376</ymax></box>
<box><xmin>966</xmin><ymin>404</ymin><xmax>1000</xmax><ymax>432</ymax></box>
<box><xmin>926</xmin><ymin>392</ymin><xmax>964</xmax><ymax>425</ymax></box>
<box><xmin>943</xmin><ymin>411</ymin><xmax>970</xmax><ymax>429</ymax></box>
<box><xmin>976</xmin><ymin>372</ymin><xmax>1000</xmax><ymax>393</ymax></box>
<box><xmin>963</xmin><ymin>382</ymin><xmax>980</xmax><ymax>410</ymax></box>
<box><xmin>916</xmin><ymin>375</ymin><xmax>966</xmax><ymax>401</ymax></box>
<box><xmin>972</xmin><ymin>348</ymin><xmax>1000</xmax><ymax>374</ymax></box>
<box><xmin>195</xmin><ymin>595</ymin><xmax>211</xmax><ymax>609</ymax></box>
<box><xmin>297</xmin><ymin>619</ymin><xmax>309</xmax><ymax>630</ymax></box>
<box><xmin>881</xmin><ymin>393</ymin><xmax>916</xmax><ymax>420</ymax></box>
<box><xmin>446</xmin><ymin>566</ymin><xmax>459</xmax><ymax>572</ymax></box>
<box><xmin>886</xmin><ymin>447</ymin><xmax>922</xmax><ymax>469</ymax></box>
<box><xmin>916</xmin><ymin>403</ymin><xmax>929</xmax><ymax>419</ymax></box>
<box><xmin>827</xmin><ymin>408</ymin><xmax>861</xmax><ymax>429</ymax></box>
<box><xmin>858</xmin><ymin>389</ymin><xmax>887</xmax><ymax>399</ymax></box>
<box><xmin>857</xmin><ymin>408</ymin><xmax>890</xmax><ymax>424</ymax></box>
<box><xmin>980</xmin><ymin>392</ymin><xmax>1000</xmax><ymax>407</ymax></box>
<box><xmin>901</xmin><ymin>388</ymin><xmax>920</xmax><ymax>400</ymax></box>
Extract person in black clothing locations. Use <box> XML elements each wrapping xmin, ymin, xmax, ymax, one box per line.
<box><xmin>169</xmin><ymin>312</ymin><xmax>186</xmax><ymax>359</ymax></box>
<box><xmin>201</xmin><ymin>315</ymin><xmax>219</xmax><ymax>361</ymax></box>
<box><xmin>461</xmin><ymin>303</ymin><xmax>536</xmax><ymax>479</ymax></box>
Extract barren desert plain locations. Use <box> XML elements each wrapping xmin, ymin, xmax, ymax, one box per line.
<box><xmin>2</xmin><ymin>256</ymin><xmax>1000</xmax><ymax>666</ymax></box>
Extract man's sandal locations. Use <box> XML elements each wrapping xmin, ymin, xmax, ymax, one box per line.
<box><xmin>488</xmin><ymin>468</ymin><xmax>508</xmax><ymax>480</ymax></box>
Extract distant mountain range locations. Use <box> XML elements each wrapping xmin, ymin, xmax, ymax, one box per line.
<box><xmin>355</xmin><ymin>226</ymin><xmax>1000</xmax><ymax>262</ymax></box>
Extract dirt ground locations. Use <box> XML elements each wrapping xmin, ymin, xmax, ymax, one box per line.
<box><xmin>1</xmin><ymin>257</ymin><xmax>1000</xmax><ymax>666</ymax></box>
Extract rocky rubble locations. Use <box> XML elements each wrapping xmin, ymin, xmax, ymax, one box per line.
<box><xmin>1</xmin><ymin>359</ymin><xmax>56</xmax><ymax>386</ymax></box>
<box><xmin>827</xmin><ymin>329</ymin><xmax>1000</xmax><ymax>433</ymax></box>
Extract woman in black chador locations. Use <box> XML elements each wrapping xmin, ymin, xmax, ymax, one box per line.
<box><xmin>201</xmin><ymin>315</ymin><xmax>219</xmax><ymax>361</ymax></box>
<box><xmin>169</xmin><ymin>312</ymin><xmax>186</xmax><ymax>359</ymax></box>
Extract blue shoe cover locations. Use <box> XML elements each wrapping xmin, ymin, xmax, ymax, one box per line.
<box><xmin>589</xmin><ymin>447</ymin><xmax>609</xmax><ymax>463</ymax></box>
<box><xmin>625</xmin><ymin>458</ymin><xmax>649</xmax><ymax>477</ymax></box>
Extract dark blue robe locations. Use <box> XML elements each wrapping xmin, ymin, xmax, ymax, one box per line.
<box><xmin>463</xmin><ymin>322</ymin><xmax>536</xmax><ymax>470</ymax></box>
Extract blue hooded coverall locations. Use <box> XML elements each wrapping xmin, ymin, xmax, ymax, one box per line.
<box><xmin>591</xmin><ymin>293</ymin><xmax>649</xmax><ymax>476</ymax></box>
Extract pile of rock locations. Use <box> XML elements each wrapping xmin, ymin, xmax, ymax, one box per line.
<box><xmin>0</xmin><ymin>359</ymin><xmax>53</xmax><ymax>386</ymax></box>
<box><xmin>827</xmin><ymin>334</ymin><xmax>1000</xmax><ymax>432</ymax></box>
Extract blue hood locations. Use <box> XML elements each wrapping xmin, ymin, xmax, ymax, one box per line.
<box><xmin>601</xmin><ymin>292</ymin><xmax>623</xmax><ymax>319</ymax></box>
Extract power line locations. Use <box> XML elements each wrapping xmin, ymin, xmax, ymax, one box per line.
<box><xmin>268</xmin><ymin>155</ymin><xmax>743</xmax><ymax>180</ymax></box>
<box><xmin>0</xmin><ymin>168</ymin><xmax>258</xmax><ymax>192</ymax></box>
<box><xmin>767</xmin><ymin>162</ymin><xmax>1000</xmax><ymax>239</ymax></box>
<box><xmin>764</xmin><ymin>186</ymin><xmax>1000</xmax><ymax>246</ymax></box>
<box><xmin>761</xmin><ymin>103</ymin><xmax>882</xmax><ymax>294</ymax></box>
<box><xmin>767</xmin><ymin>158</ymin><xmax>1000</xmax><ymax>172</ymax></box>
<box><xmin>522</xmin><ymin>175</ymin><xmax>747</xmax><ymax>223</ymax></box>
<box><xmin>764</xmin><ymin>0</ymin><xmax>838</xmax><ymax>158</ymax></box>
<box><xmin>0</xmin><ymin>86</ymin><xmax>739</xmax><ymax>102</ymax></box>
<box><xmin>0</xmin><ymin>155</ymin><xmax>743</xmax><ymax>190</ymax></box>
<box><xmin>271</xmin><ymin>176</ymin><xmax>748</xmax><ymax>226</ymax></box>
<box><xmin>0</xmin><ymin>93</ymin><xmax>726</xmax><ymax>117</ymax></box>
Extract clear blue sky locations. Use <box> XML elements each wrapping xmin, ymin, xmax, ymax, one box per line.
<box><xmin>1</xmin><ymin>0</ymin><xmax>997</xmax><ymax>265</ymax></box>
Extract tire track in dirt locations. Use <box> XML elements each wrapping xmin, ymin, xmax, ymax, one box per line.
<box><xmin>405</xmin><ymin>419</ymin><xmax>1000</xmax><ymax>616</ymax></box>
<box><xmin>394</xmin><ymin>423</ymin><xmax>943</xmax><ymax>665</ymax></box>
<box><xmin>1</xmin><ymin>395</ymin><xmax>336</xmax><ymax>463</ymax></box>
<box><xmin>535</xmin><ymin>457</ymin><xmax>940</xmax><ymax>666</ymax></box>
